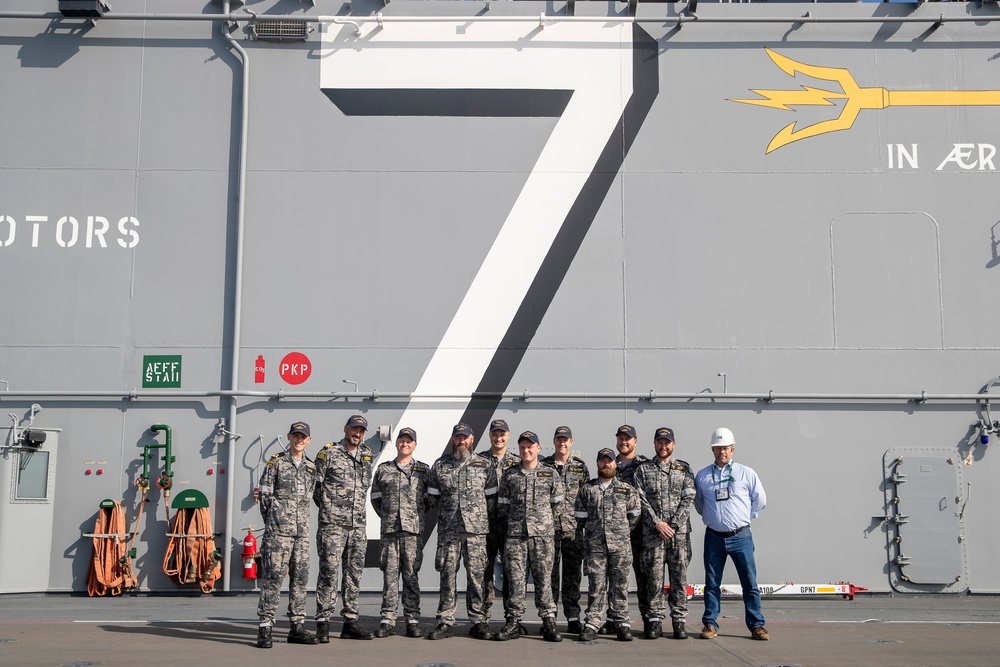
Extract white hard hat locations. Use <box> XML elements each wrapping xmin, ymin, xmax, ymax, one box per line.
<box><xmin>710</xmin><ymin>427</ymin><xmax>735</xmax><ymax>448</ymax></box>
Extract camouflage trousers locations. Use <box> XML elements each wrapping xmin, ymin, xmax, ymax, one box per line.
<box><xmin>584</xmin><ymin>546</ymin><xmax>632</xmax><ymax>630</ymax></box>
<box><xmin>315</xmin><ymin>524</ymin><xmax>366</xmax><ymax>621</ymax></box>
<box><xmin>642</xmin><ymin>531</ymin><xmax>692</xmax><ymax>622</ymax></box>
<box><xmin>483</xmin><ymin>528</ymin><xmax>509</xmax><ymax>621</ymax></box>
<box><xmin>256</xmin><ymin>532</ymin><xmax>310</xmax><ymax>625</ymax></box>
<box><xmin>503</xmin><ymin>536</ymin><xmax>557</xmax><ymax>621</ymax></box>
<box><xmin>551</xmin><ymin>530</ymin><xmax>585</xmax><ymax>622</ymax></box>
<box><xmin>631</xmin><ymin>527</ymin><xmax>653</xmax><ymax>620</ymax></box>
<box><xmin>434</xmin><ymin>532</ymin><xmax>488</xmax><ymax>626</ymax></box>
<box><xmin>379</xmin><ymin>532</ymin><xmax>423</xmax><ymax>623</ymax></box>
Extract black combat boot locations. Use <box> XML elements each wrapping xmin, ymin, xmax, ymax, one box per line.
<box><xmin>316</xmin><ymin>621</ymin><xmax>329</xmax><ymax>644</ymax></box>
<box><xmin>644</xmin><ymin>619</ymin><xmax>662</xmax><ymax>639</ymax></box>
<box><xmin>542</xmin><ymin>616</ymin><xmax>563</xmax><ymax>643</ymax></box>
<box><xmin>256</xmin><ymin>625</ymin><xmax>272</xmax><ymax>649</ymax></box>
<box><xmin>341</xmin><ymin>620</ymin><xmax>374</xmax><ymax>640</ymax></box>
<box><xmin>287</xmin><ymin>622</ymin><xmax>319</xmax><ymax>645</ymax></box>
<box><xmin>468</xmin><ymin>622</ymin><xmax>493</xmax><ymax>640</ymax></box>
<box><xmin>579</xmin><ymin>624</ymin><xmax>598</xmax><ymax>642</ymax></box>
<box><xmin>567</xmin><ymin>619</ymin><xmax>581</xmax><ymax>635</ymax></box>
<box><xmin>672</xmin><ymin>620</ymin><xmax>688</xmax><ymax>639</ymax></box>
<box><xmin>426</xmin><ymin>622</ymin><xmax>453</xmax><ymax>640</ymax></box>
<box><xmin>494</xmin><ymin>619</ymin><xmax>520</xmax><ymax>641</ymax></box>
<box><xmin>374</xmin><ymin>622</ymin><xmax>395</xmax><ymax>638</ymax></box>
<box><xmin>405</xmin><ymin>622</ymin><xmax>423</xmax><ymax>638</ymax></box>
<box><xmin>598</xmin><ymin>619</ymin><xmax>614</xmax><ymax>635</ymax></box>
<box><xmin>616</xmin><ymin>624</ymin><xmax>634</xmax><ymax>642</ymax></box>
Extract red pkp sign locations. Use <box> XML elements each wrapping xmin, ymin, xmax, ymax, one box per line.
<box><xmin>279</xmin><ymin>352</ymin><xmax>312</xmax><ymax>385</ymax></box>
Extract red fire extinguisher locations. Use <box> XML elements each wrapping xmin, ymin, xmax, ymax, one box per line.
<box><xmin>242</xmin><ymin>529</ymin><xmax>258</xmax><ymax>580</ymax></box>
<box><xmin>254</xmin><ymin>355</ymin><xmax>265</xmax><ymax>384</ymax></box>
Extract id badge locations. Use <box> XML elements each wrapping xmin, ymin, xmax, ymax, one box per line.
<box><xmin>715</xmin><ymin>488</ymin><xmax>730</xmax><ymax>501</ymax></box>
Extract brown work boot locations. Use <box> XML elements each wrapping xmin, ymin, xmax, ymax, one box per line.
<box><xmin>700</xmin><ymin>625</ymin><xmax>718</xmax><ymax>639</ymax></box>
<box><xmin>751</xmin><ymin>626</ymin><xmax>769</xmax><ymax>641</ymax></box>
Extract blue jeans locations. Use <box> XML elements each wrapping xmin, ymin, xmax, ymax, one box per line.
<box><xmin>702</xmin><ymin>528</ymin><xmax>765</xmax><ymax>630</ymax></box>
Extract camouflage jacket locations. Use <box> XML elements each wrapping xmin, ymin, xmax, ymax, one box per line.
<box><xmin>477</xmin><ymin>449</ymin><xmax>520</xmax><ymax>528</ymax></box>
<box><xmin>615</xmin><ymin>453</ymin><xmax>649</xmax><ymax>487</ymax></box>
<box><xmin>371</xmin><ymin>458</ymin><xmax>431</xmax><ymax>536</ymax></box>
<box><xmin>498</xmin><ymin>464</ymin><xmax>565</xmax><ymax>539</ymax></box>
<box><xmin>540</xmin><ymin>455</ymin><xmax>590</xmax><ymax>536</ymax></box>
<box><xmin>633</xmin><ymin>457</ymin><xmax>696</xmax><ymax>537</ymax></box>
<box><xmin>427</xmin><ymin>453</ymin><xmax>498</xmax><ymax>542</ymax></box>
<box><xmin>313</xmin><ymin>440</ymin><xmax>374</xmax><ymax>529</ymax></box>
<box><xmin>258</xmin><ymin>451</ymin><xmax>320</xmax><ymax>538</ymax></box>
<box><xmin>574</xmin><ymin>478</ymin><xmax>641</xmax><ymax>554</ymax></box>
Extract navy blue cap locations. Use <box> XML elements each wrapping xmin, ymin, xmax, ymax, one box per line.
<box><xmin>490</xmin><ymin>419</ymin><xmax>510</xmax><ymax>433</ymax></box>
<box><xmin>597</xmin><ymin>447</ymin><xmax>616</xmax><ymax>461</ymax></box>
<box><xmin>553</xmin><ymin>426</ymin><xmax>573</xmax><ymax>439</ymax></box>
<box><xmin>345</xmin><ymin>415</ymin><xmax>368</xmax><ymax>430</ymax></box>
<box><xmin>654</xmin><ymin>427</ymin><xmax>675</xmax><ymax>442</ymax></box>
<box><xmin>616</xmin><ymin>424</ymin><xmax>637</xmax><ymax>439</ymax></box>
<box><xmin>288</xmin><ymin>421</ymin><xmax>310</xmax><ymax>437</ymax></box>
<box><xmin>397</xmin><ymin>427</ymin><xmax>417</xmax><ymax>442</ymax></box>
<box><xmin>517</xmin><ymin>431</ymin><xmax>539</xmax><ymax>445</ymax></box>
<box><xmin>452</xmin><ymin>423</ymin><xmax>474</xmax><ymax>437</ymax></box>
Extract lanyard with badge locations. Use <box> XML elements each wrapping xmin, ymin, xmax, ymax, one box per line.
<box><xmin>712</xmin><ymin>463</ymin><xmax>733</xmax><ymax>501</ymax></box>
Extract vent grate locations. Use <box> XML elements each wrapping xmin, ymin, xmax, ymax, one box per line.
<box><xmin>252</xmin><ymin>20</ymin><xmax>308</xmax><ymax>42</ymax></box>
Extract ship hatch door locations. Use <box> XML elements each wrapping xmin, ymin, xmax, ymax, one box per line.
<box><xmin>883</xmin><ymin>448</ymin><xmax>967</xmax><ymax>591</ymax></box>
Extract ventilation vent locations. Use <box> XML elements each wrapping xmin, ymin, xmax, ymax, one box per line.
<box><xmin>252</xmin><ymin>20</ymin><xmax>309</xmax><ymax>42</ymax></box>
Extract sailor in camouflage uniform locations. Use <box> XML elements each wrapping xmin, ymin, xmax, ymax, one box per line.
<box><xmin>370</xmin><ymin>427</ymin><xmax>431</xmax><ymax>639</ymax></box>
<box><xmin>574</xmin><ymin>447</ymin><xmax>641</xmax><ymax>642</ymax></box>
<box><xmin>477</xmin><ymin>418</ymin><xmax>520</xmax><ymax>625</ymax></box>
<box><xmin>494</xmin><ymin>431</ymin><xmax>565</xmax><ymax>642</ymax></box>
<box><xmin>313</xmin><ymin>415</ymin><xmax>375</xmax><ymax>641</ymax></box>
<box><xmin>425</xmin><ymin>423</ymin><xmax>499</xmax><ymax>640</ymax></box>
<box><xmin>613</xmin><ymin>424</ymin><xmax>651</xmax><ymax>630</ymax></box>
<box><xmin>256</xmin><ymin>421</ymin><xmax>321</xmax><ymax>649</ymax></box>
<box><xmin>541</xmin><ymin>425</ymin><xmax>590</xmax><ymax>634</ymax></box>
<box><xmin>633</xmin><ymin>427</ymin><xmax>696</xmax><ymax>640</ymax></box>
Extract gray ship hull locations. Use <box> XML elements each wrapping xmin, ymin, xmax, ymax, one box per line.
<box><xmin>1</xmin><ymin>0</ymin><xmax>998</xmax><ymax>596</ymax></box>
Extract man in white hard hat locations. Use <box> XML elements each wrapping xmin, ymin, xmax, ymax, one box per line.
<box><xmin>693</xmin><ymin>427</ymin><xmax>768</xmax><ymax>641</ymax></box>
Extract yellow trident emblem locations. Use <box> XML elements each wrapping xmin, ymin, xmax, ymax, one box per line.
<box><xmin>733</xmin><ymin>49</ymin><xmax>1000</xmax><ymax>154</ymax></box>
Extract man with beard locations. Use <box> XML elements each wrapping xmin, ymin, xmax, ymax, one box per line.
<box><xmin>425</xmin><ymin>423</ymin><xmax>499</xmax><ymax>640</ymax></box>
<box><xmin>541</xmin><ymin>426</ymin><xmax>590</xmax><ymax>634</ymax></box>
<box><xmin>612</xmin><ymin>424</ymin><xmax>650</xmax><ymax>632</ymax></box>
<box><xmin>574</xmin><ymin>448</ymin><xmax>641</xmax><ymax>642</ymax></box>
<box><xmin>494</xmin><ymin>431</ymin><xmax>565</xmax><ymax>643</ymax></box>
<box><xmin>634</xmin><ymin>427</ymin><xmax>696</xmax><ymax>639</ymax></box>
<box><xmin>477</xmin><ymin>418</ymin><xmax>520</xmax><ymax>628</ymax></box>
<box><xmin>313</xmin><ymin>415</ymin><xmax>375</xmax><ymax>641</ymax></box>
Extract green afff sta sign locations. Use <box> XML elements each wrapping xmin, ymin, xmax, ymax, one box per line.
<box><xmin>142</xmin><ymin>355</ymin><xmax>182</xmax><ymax>388</ymax></box>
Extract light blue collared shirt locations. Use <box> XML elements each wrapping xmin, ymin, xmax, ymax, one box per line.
<box><xmin>694</xmin><ymin>460</ymin><xmax>766</xmax><ymax>533</ymax></box>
